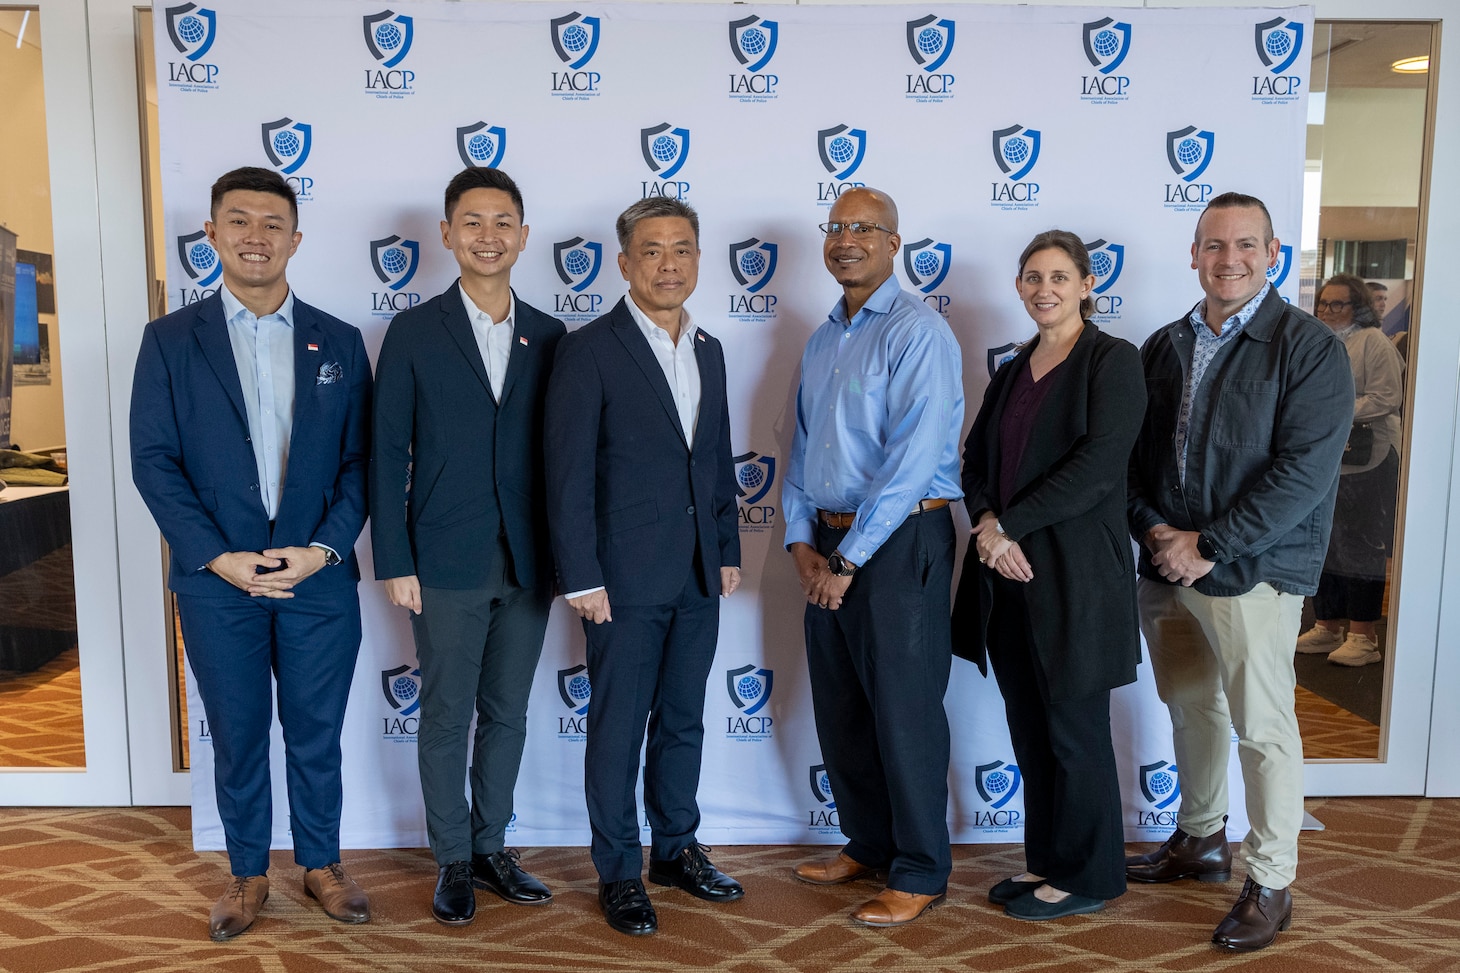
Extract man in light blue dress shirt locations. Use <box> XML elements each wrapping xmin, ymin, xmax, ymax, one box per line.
<box><xmin>783</xmin><ymin>187</ymin><xmax>964</xmax><ymax>927</ymax></box>
<box><xmin>131</xmin><ymin>167</ymin><xmax>373</xmax><ymax>941</ymax></box>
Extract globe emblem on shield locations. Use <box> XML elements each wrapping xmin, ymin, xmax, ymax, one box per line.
<box><xmin>189</xmin><ymin>243</ymin><xmax>216</xmax><ymax>274</ymax></box>
<box><xmin>567</xmin><ymin>673</ymin><xmax>591</xmax><ymax>704</ymax></box>
<box><xmin>1265</xmin><ymin>30</ymin><xmax>1292</xmax><ymax>59</ymax></box>
<box><xmin>178</xmin><ymin>14</ymin><xmax>206</xmax><ymax>44</ymax></box>
<box><xmin>1148</xmin><ymin>768</ymin><xmax>1175</xmax><ymax>799</ymax></box>
<box><xmin>564</xmin><ymin>248</ymin><xmax>592</xmax><ymax>277</ymax></box>
<box><xmin>467</xmin><ymin>134</ymin><xmax>496</xmax><ymax>163</ymax></box>
<box><xmin>1176</xmin><ymin>138</ymin><xmax>1203</xmax><ymax>167</ymax></box>
<box><xmin>562</xmin><ymin>23</ymin><xmax>589</xmax><ymax>53</ymax></box>
<box><xmin>914</xmin><ymin>250</ymin><xmax>940</xmax><ymax>279</ymax></box>
<box><xmin>1090</xmin><ymin>250</ymin><xmax>1113</xmax><ymax>279</ymax></box>
<box><xmin>739</xmin><ymin>249</ymin><xmax>767</xmax><ymax>280</ymax></box>
<box><xmin>737</xmin><ymin>464</ymin><xmax>765</xmax><ymax>493</ymax></box>
<box><xmin>391</xmin><ymin>675</ymin><xmax>418</xmax><ymax>707</ymax></box>
<box><xmin>1093</xmin><ymin>29</ymin><xmax>1120</xmax><ymax>58</ymax></box>
<box><xmin>917</xmin><ymin>27</ymin><xmax>943</xmax><ymax>56</ymax></box>
<box><xmin>1003</xmin><ymin>139</ymin><xmax>1030</xmax><ymax>167</ymax></box>
<box><xmin>273</xmin><ymin>130</ymin><xmax>302</xmax><ymax>159</ymax></box>
<box><xmin>828</xmin><ymin>136</ymin><xmax>856</xmax><ymax>166</ymax></box>
<box><xmin>737</xmin><ymin>675</ymin><xmax>761</xmax><ymax>702</ymax></box>
<box><xmin>381</xmin><ymin>247</ymin><xmax>409</xmax><ymax>276</ymax></box>
<box><xmin>985</xmin><ymin>768</ymin><xmax>1013</xmax><ymax>798</ymax></box>
<box><xmin>651</xmin><ymin>136</ymin><xmax>679</xmax><ymax>164</ymax></box>
<box><xmin>741</xmin><ymin>27</ymin><xmax>767</xmax><ymax>56</ymax></box>
<box><xmin>375</xmin><ymin>22</ymin><xmax>403</xmax><ymax>50</ymax></box>
<box><xmin>819</xmin><ymin>775</ymin><xmax>833</xmax><ymax>800</ymax></box>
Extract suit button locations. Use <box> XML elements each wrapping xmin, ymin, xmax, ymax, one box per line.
<box><xmin>686</xmin><ymin>505</ymin><xmax>696</xmax><ymax>515</ymax></box>
<box><xmin>689</xmin><ymin>459</ymin><xmax>696</xmax><ymax>468</ymax></box>
<box><xmin>250</xmin><ymin>484</ymin><xmax>259</xmax><ymax>491</ymax></box>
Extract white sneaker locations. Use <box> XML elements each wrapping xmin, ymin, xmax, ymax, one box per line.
<box><xmin>1295</xmin><ymin>626</ymin><xmax>1343</xmax><ymax>654</ymax></box>
<box><xmin>1328</xmin><ymin>632</ymin><xmax>1382</xmax><ymax>667</ymax></box>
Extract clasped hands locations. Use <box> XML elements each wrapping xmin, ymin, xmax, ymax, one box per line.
<box><xmin>790</xmin><ymin>543</ymin><xmax>852</xmax><ymax>611</ymax></box>
<box><xmin>207</xmin><ymin>546</ymin><xmax>329</xmax><ymax>598</ymax></box>
<box><xmin>972</xmin><ymin>512</ymin><xmax>1032</xmax><ymax>583</ymax></box>
<box><xmin>1145</xmin><ymin>524</ymin><xmax>1215</xmax><ymax>587</ymax></box>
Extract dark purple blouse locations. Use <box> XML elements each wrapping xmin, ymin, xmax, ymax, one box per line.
<box><xmin>998</xmin><ymin>357</ymin><xmax>1065</xmax><ymax>509</ymax></box>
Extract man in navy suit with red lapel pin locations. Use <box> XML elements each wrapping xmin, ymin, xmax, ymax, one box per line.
<box><xmin>370</xmin><ymin>167</ymin><xmax>565</xmax><ymax>925</ymax></box>
<box><xmin>546</xmin><ymin>198</ymin><xmax>743</xmax><ymax>936</ymax></box>
<box><xmin>130</xmin><ymin>167</ymin><xmax>372</xmax><ymax>942</ymax></box>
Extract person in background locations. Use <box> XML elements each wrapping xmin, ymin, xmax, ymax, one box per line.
<box><xmin>1294</xmin><ymin>273</ymin><xmax>1405</xmax><ymax>667</ymax></box>
<box><xmin>952</xmin><ymin>229</ymin><xmax>1144</xmax><ymax>921</ymax></box>
<box><xmin>1365</xmin><ymin>281</ymin><xmax>1388</xmax><ymax>319</ymax></box>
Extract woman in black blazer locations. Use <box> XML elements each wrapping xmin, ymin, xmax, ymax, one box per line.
<box><xmin>952</xmin><ymin>229</ymin><xmax>1145</xmax><ymax>920</ymax></box>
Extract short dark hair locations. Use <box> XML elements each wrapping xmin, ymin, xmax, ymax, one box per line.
<box><xmin>616</xmin><ymin>198</ymin><xmax>699</xmax><ymax>251</ymax></box>
<box><xmin>210</xmin><ymin>167</ymin><xmax>298</xmax><ymax>228</ymax></box>
<box><xmin>443</xmin><ymin>167</ymin><xmax>525</xmax><ymax>222</ymax></box>
<box><xmin>1366</xmin><ymin>281</ymin><xmax>1389</xmax><ymax>293</ymax></box>
<box><xmin>1320</xmin><ymin>273</ymin><xmax>1381</xmax><ymax>328</ymax></box>
<box><xmin>1018</xmin><ymin>229</ymin><xmax>1096</xmax><ymax>320</ymax></box>
<box><xmin>1195</xmin><ymin>191</ymin><xmax>1274</xmax><ymax>245</ymax></box>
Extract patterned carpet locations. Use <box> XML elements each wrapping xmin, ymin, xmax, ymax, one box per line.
<box><xmin>1</xmin><ymin>799</ymin><xmax>1457</xmax><ymax>973</ymax></box>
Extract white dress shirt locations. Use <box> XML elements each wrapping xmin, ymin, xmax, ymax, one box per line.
<box><xmin>459</xmin><ymin>282</ymin><xmax>515</xmax><ymax>402</ymax></box>
<box><xmin>221</xmin><ymin>285</ymin><xmax>295</xmax><ymax>520</ymax></box>
<box><xmin>625</xmin><ymin>296</ymin><xmax>701</xmax><ymax>442</ymax></box>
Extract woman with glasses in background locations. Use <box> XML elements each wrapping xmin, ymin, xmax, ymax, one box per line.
<box><xmin>1294</xmin><ymin>273</ymin><xmax>1406</xmax><ymax>667</ymax></box>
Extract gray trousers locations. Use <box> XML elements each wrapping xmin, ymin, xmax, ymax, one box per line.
<box><xmin>411</xmin><ymin>575</ymin><xmax>551</xmax><ymax>865</ymax></box>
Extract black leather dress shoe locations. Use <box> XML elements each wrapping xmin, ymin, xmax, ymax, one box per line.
<box><xmin>471</xmin><ymin>850</ymin><xmax>552</xmax><ymax>905</ymax></box>
<box><xmin>599</xmin><ymin>879</ymin><xmax>657</xmax><ymax>936</ymax></box>
<box><xmin>648</xmin><ymin>843</ymin><xmax>745</xmax><ymax>902</ymax></box>
<box><xmin>1212</xmin><ymin>877</ymin><xmax>1292</xmax><ymax>951</ymax></box>
<box><xmin>432</xmin><ymin>861</ymin><xmax>476</xmax><ymax>926</ymax></box>
<box><xmin>1126</xmin><ymin>820</ymin><xmax>1232</xmax><ymax>883</ymax></box>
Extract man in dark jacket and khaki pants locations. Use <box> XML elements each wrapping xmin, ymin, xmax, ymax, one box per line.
<box><xmin>1126</xmin><ymin>192</ymin><xmax>1353</xmax><ymax>951</ymax></box>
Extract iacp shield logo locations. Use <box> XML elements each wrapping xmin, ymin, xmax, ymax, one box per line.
<box><xmin>972</xmin><ymin>759</ymin><xmax>1023</xmax><ymax>828</ymax></box>
<box><xmin>728</xmin><ymin>15</ymin><xmax>779</xmax><ymax>100</ymax></box>
<box><xmin>818</xmin><ymin>124</ymin><xmax>868</xmax><ymax>180</ymax></box>
<box><xmin>550</xmin><ymin>12</ymin><xmax>601</xmax><ymax>98</ymax></box>
<box><xmin>987</xmin><ymin>342</ymin><xmax>1021</xmax><ymax>378</ymax></box>
<box><xmin>1080</xmin><ymin>18</ymin><xmax>1131</xmax><ymax>103</ymax></box>
<box><xmin>1267</xmin><ymin>243</ymin><xmax>1294</xmax><ymax>289</ymax></box>
<box><xmin>176</xmin><ymin>230</ymin><xmax>221</xmax><ymax>301</ymax></box>
<box><xmin>1084</xmin><ymin>238</ymin><xmax>1125</xmax><ymax>319</ymax></box>
<box><xmin>641</xmin><ymin>123</ymin><xmax>691</xmax><ymax>199</ymax></box>
<box><xmin>902</xmin><ymin>238</ymin><xmax>953</xmax><ymax>316</ymax></box>
<box><xmin>725</xmin><ymin>664</ymin><xmax>774</xmax><ymax>739</ymax></box>
<box><xmin>1253</xmin><ymin>17</ymin><xmax>1305</xmax><ymax>103</ymax></box>
<box><xmin>369</xmin><ymin>235</ymin><xmax>422</xmax><ymax>317</ymax></box>
<box><xmin>1137</xmin><ymin>759</ymin><xmax>1181</xmax><ymax>826</ymax></box>
<box><xmin>557</xmin><ymin>664</ymin><xmax>591</xmax><ymax>738</ymax></box>
<box><xmin>380</xmin><ymin>664</ymin><xmax>421</xmax><ymax>740</ymax></box>
<box><xmin>991</xmin><ymin>124</ymin><xmax>1041</xmax><ymax>210</ymax></box>
<box><xmin>362</xmin><ymin>10</ymin><xmax>415</xmax><ymax>96</ymax></box>
<box><xmin>905</xmin><ymin>15</ymin><xmax>955</xmax><ymax>101</ymax></box>
<box><xmin>808</xmin><ymin>763</ymin><xmax>839</xmax><ymax>830</ymax></box>
<box><xmin>551</xmin><ymin>237</ymin><xmax>605</xmax><ymax>321</ymax></box>
<box><xmin>164</xmin><ymin>3</ymin><xmax>219</xmax><ymax>89</ymax></box>
<box><xmin>728</xmin><ymin>239</ymin><xmax>778</xmax><ymax>321</ymax></box>
<box><xmin>1163</xmin><ymin>125</ymin><xmax>1215</xmax><ymax>212</ymax></box>
<box><xmin>733</xmin><ymin>450</ymin><xmax>777</xmax><ymax>530</ymax></box>
<box><xmin>456</xmin><ymin>122</ymin><xmax>507</xmax><ymax>169</ymax></box>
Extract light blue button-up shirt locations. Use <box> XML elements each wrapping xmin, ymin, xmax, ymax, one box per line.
<box><xmin>783</xmin><ymin>273</ymin><xmax>964</xmax><ymax>564</ymax></box>
<box><xmin>1176</xmin><ymin>282</ymin><xmax>1270</xmax><ymax>482</ymax></box>
<box><xmin>221</xmin><ymin>285</ymin><xmax>295</xmax><ymax>520</ymax></box>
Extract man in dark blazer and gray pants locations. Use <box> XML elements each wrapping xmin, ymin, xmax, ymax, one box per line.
<box><xmin>545</xmin><ymin>197</ymin><xmax>743</xmax><ymax>937</ymax></box>
<box><xmin>370</xmin><ymin>167</ymin><xmax>564</xmax><ymax>926</ymax></box>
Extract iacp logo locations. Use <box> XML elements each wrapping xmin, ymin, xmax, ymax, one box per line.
<box><xmin>641</xmin><ymin>123</ymin><xmax>691</xmax><ymax>199</ymax></box>
<box><xmin>165</xmin><ymin>3</ymin><xmax>218</xmax><ymax>62</ymax></box>
<box><xmin>557</xmin><ymin>664</ymin><xmax>591</xmax><ymax>737</ymax></box>
<box><xmin>973</xmin><ymin>759</ymin><xmax>1023</xmax><ymax>828</ymax></box>
<box><xmin>987</xmin><ymin>342</ymin><xmax>1022</xmax><ymax>378</ymax></box>
<box><xmin>363</xmin><ymin>10</ymin><xmax>413</xmax><ymax>67</ymax></box>
<box><xmin>818</xmin><ymin>124</ymin><xmax>868</xmax><ymax>182</ymax></box>
<box><xmin>728</xmin><ymin>15</ymin><xmax>779</xmax><ymax>74</ymax></box>
<box><xmin>902</xmin><ymin>238</ymin><xmax>953</xmax><ymax>316</ymax></box>
<box><xmin>380</xmin><ymin>664</ymin><xmax>421</xmax><ymax>739</ymax></box>
<box><xmin>552</xmin><ymin>237</ymin><xmax>605</xmax><ymax>320</ymax></box>
<box><xmin>1255</xmin><ymin>17</ymin><xmax>1305</xmax><ymax>75</ymax></box>
<box><xmin>808</xmin><ymin>763</ymin><xmax>838</xmax><ymax>829</ymax></box>
<box><xmin>725</xmin><ymin>664</ymin><xmax>774</xmax><ymax>738</ymax></box>
<box><xmin>1080</xmin><ymin>18</ymin><xmax>1131</xmax><ymax>102</ymax></box>
<box><xmin>176</xmin><ymin>231</ymin><xmax>221</xmax><ymax>289</ymax></box>
<box><xmin>1137</xmin><ymin>759</ymin><xmax>1181</xmax><ymax>826</ymax></box>
<box><xmin>369</xmin><ymin>235</ymin><xmax>422</xmax><ymax>316</ymax></box>
<box><xmin>551</xmin><ymin>12</ymin><xmax>600</xmax><ymax>69</ymax></box>
<box><xmin>1084</xmin><ymin>238</ymin><xmax>1125</xmax><ymax>318</ymax></box>
<box><xmin>261</xmin><ymin>117</ymin><xmax>312</xmax><ymax>176</ymax></box>
<box><xmin>1166</xmin><ymin>126</ymin><xmax>1215</xmax><ymax>183</ymax></box>
<box><xmin>1266</xmin><ymin>243</ymin><xmax>1294</xmax><ymax>289</ymax></box>
<box><xmin>905</xmin><ymin>15</ymin><xmax>955</xmax><ymax>99</ymax></box>
<box><xmin>728</xmin><ymin>239</ymin><xmax>778</xmax><ymax>320</ymax></box>
<box><xmin>733</xmin><ymin>450</ymin><xmax>776</xmax><ymax>529</ymax></box>
<box><xmin>991</xmin><ymin>125</ymin><xmax>1041</xmax><ymax>209</ymax></box>
<box><xmin>456</xmin><ymin>122</ymin><xmax>507</xmax><ymax>169</ymax></box>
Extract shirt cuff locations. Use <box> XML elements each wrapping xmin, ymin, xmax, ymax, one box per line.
<box><xmin>565</xmin><ymin>585</ymin><xmax>606</xmax><ymax>600</ymax></box>
<box><xmin>783</xmin><ymin>519</ymin><xmax>816</xmax><ymax>550</ymax></box>
<box><xmin>839</xmin><ymin>528</ymin><xmax>881</xmax><ymax>566</ymax></box>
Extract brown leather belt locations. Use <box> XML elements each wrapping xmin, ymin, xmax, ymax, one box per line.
<box><xmin>817</xmin><ymin>498</ymin><xmax>950</xmax><ymax>529</ymax></box>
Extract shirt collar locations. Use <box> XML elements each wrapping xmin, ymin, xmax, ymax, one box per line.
<box><xmin>221</xmin><ymin>285</ymin><xmax>295</xmax><ymax>327</ymax></box>
<box><xmin>1189</xmin><ymin>282</ymin><xmax>1271</xmax><ymax>337</ymax></box>
<box><xmin>831</xmin><ymin>273</ymin><xmax>901</xmax><ymax>327</ymax></box>
<box><xmin>458</xmin><ymin>282</ymin><xmax>516</xmax><ymax>328</ymax></box>
<box><xmin>626</xmin><ymin>294</ymin><xmax>695</xmax><ymax>344</ymax></box>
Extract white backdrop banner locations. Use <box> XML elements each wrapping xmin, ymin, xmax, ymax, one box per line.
<box><xmin>156</xmin><ymin>1</ymin><xmax>1312</xmax><ymax>852</ymax></box>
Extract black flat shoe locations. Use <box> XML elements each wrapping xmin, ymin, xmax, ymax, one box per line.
<box><xmin>432</xmin><ymin>861</ymin><xmax>476</xmax><ymax>926</ymax></box>
<box><xmin>1004</xmin><ymin>891</ymin><xmax>1106</xmax><ymax>921</ymax></box>
<box><xmin>599</xmin><ymin>879</ymin><xmax>657</xmax><ymax>936</ymax></box>
<box><xmin>988</xmin><ymin>877</ymin><xmax>1044</xmax><ymax>905</ymax></box>
<box><xmin>471</xmin><ymin>849</ymin><xmax>552</xmax><ymax>905</ymax></box>
<box><xmin>648</xmin><ymin>843</ymin><xmax>744</xmax><ymax>902</ymax></box>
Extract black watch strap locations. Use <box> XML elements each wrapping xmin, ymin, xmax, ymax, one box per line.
<box><xmin>1196</xmin><ymin>533</ymin><xmax>1219</xmax><ymax>561</ymax></box>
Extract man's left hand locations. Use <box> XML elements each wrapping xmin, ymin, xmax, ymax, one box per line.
<box><xmin>1148</xmin><ymin>526</ymin><xmax>1215</xmax><ymax>586</ymax></box>
<box><xmin>721</xmin><ymin>566</ymin><xmax>741</xmax><ymax>598</ymax></box>
<box><xmin>249</xmin><ymin>545</ymin><xmax>330</xmax><ymax>597</ymax></box>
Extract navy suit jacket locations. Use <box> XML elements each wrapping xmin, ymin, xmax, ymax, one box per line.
<box><xmin>130</xmin><ymin>291</ymin><xmax>372</xmax><ymax>596</ymax></box>
<box><xmin>369</xmin><ymin>285</ymin><xmax>565</xmax><ymax>591</ymax></box>
<box><xmin>545</xmin><ymin>297</ymin><xmax>740</xmax><ymax>607</ymax></box>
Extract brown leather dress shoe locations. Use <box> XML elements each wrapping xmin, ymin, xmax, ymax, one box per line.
<box><xmin>208</xmin><ymin>874</ymin><xmax>269</xmax><ymax>942</ymax></box>
<box><xmin>792</xmin><ymin>851</ymin><xmax>885</xmax><ymax>886</ymax></box>
<box><xmin>304</xmin><ymin>862</ymin><xmax>371</xmax><ymax>923</ymax></box>
<box><xmin>1125</xmin><ymin>824</ymin><xmax>1232</xmax><ymax>883</ymax></box>
<box><xmin>850</xmin><ymin>888</ymin><xmax>946</xmax><ymax>927</ymax></box>
<box><xmin>1212</xmin><ymin>877</ymin><xmax>1292</xmax><ymax>950</ymax></box>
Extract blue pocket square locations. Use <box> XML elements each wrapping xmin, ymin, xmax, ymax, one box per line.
<box><xmin>316</xmin><ymin>361</ymin><xmax>343</xmax><ymax>385</ymax></box>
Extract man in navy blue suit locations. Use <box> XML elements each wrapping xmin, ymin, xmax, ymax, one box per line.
<box><xmin>370</xmin><ymin>167</ymin><xmax>564</xmax><ymax>925</ymax></box>
<box><xmin>545</xmin><ymin>197</ymin><xmax>743</xmax><ymax>936</ymax></box>
<box><xmin>131</xmin><ymin>167</ymin><xmax>372</xmax><ymax>941</ymax></box>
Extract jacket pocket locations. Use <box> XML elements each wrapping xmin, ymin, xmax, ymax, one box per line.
<box><xmin>1211</xmin><ymin>379</ymin><xmax>1278</xmax><ymax>450</ymax></box>
<box><xmin>603</xmin><ymin>499</ymin><xmax>657</xmax><ymax>535</ymax></box>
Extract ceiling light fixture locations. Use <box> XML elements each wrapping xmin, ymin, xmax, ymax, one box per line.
<box><xmin>1391</xmin><ymin>55</ymin><xmax>1429</xmax><ymax>73</ymax></box>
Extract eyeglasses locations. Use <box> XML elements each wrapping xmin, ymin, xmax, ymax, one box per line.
<box><xmin>1315</xmin><ymin>299</ymin><xmax>1354</xmax><ymax>312</ymax></box>
<box><xmin>818</xmin><ymin>221</ymin><xmax>895</xmax><ymax>238</ymax></box>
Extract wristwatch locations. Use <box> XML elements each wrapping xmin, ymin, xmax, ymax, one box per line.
<box><xmin>315</xmin><ymin>545</ymin><xmax>342</xmax><ymax>567</ymax></box>
<box><xmin>1195</xmin><ymin>532</ymin><xmax>1219</xmax><ymax>562</ymax></box>
<box><xmin>826</xmin><ymin>552</ymin><xmax>858</xmax><ymax>577</ymax></box>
